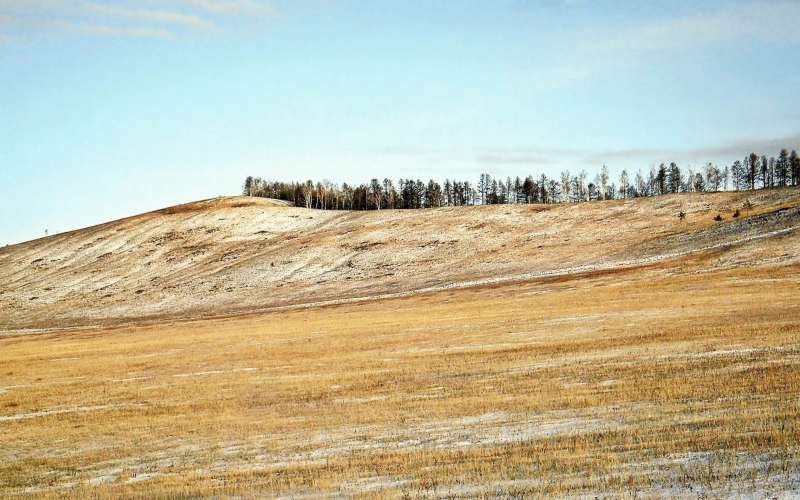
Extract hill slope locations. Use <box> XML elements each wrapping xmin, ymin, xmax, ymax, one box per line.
<box><xmin>2</xmin><ymin>190</ymin><xmax>800</xmax><ymax>330</ymax></box>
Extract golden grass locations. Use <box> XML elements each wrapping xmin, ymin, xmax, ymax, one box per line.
<box><xmin>1</xmin><ymin>257</ymin><xmax>799</xmax><ymax>498</ymax></box>
<box><xmin>5</xmin><ymin>188</ymin><xmax>800</xmax><ymax>332</ymax></box>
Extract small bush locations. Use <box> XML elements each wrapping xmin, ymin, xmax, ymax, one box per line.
<box><xmin>714</xmin><ymin>214</ymin><xmax>723</xmax><ymax>221</ymax></box>
<box><xmin>733</xmin><ymin>209</ymin><xmax>740</xmax><ymax>218</ymax></box>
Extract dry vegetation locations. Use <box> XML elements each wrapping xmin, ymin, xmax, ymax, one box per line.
<box><xmin>3</xmin><ymin>189</ymin><xmax>800</xmax><ymax>331</ymax></box>
<box><xmin>2</xmin><ymin>190</ymin><xmax>800</xmax><ymax>498</ymax></box>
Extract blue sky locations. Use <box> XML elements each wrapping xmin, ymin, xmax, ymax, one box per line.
<box><xmin>1</xmin><ymin>0</ymin><xmax>799</xmax><ymax>245</ymax></box>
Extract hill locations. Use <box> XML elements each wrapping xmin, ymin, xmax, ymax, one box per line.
<box><xmin>2</xmin><ymin>189</ymin><xmax>800</xmax><ymax>331</ymax></box>
<box><xmin>3</xmin><ymin>190</ymin><xmax>800</xmax><ymax>498</ymax></box>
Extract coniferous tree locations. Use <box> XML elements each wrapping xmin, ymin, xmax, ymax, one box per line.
<box><xmin>521</xmin><ymin>176</ymin><xmax>535</xmax><ymax>204</ymax></box>
<box><xmin>777</xmin><ymin>149</ymin><xmax>789</xmax><ymax>186</ymax></box>
<box><xmin>443</xmin><ymin>179</ymin><xmax>453</xmax><ymax>206</ymax></box>
<box><xmin>694</xmin><ymin>173</ymin><xmax>705</xmax><ymax>192</ymax></box>
<box><xmin>548</xmin><ymin>178</ymin><xmax>561</xmax><ymax>202</ymax></box>
<box><xmin>514</xmin><ymin>176</ymin><xmax>523</xmax><ymax>204</ymax></box>
<box><xmin>656</xmin><ymin>164</ymin><xmax>667</xmax><ymax>195</ymax></box>
<box><xmin>242</xmin><ymin>176</ymin><xmax>254</xmax><ymax>196</ymax></box>
<box><xmin>242</xmin><ymin>145</ymin><xmax>798</xmax><ymax>212</ymax></box>
<box><xmin>425</xmin><ymin>180</ymin><xmax>443</xmax><ymax>208</ymax></box>
<box><xmin>463</xmin><ymin>181</ymin><xmax>474</xmax><ymax>205</ymax></box>
<box><xmin>539</xmin><ymin>174</ymin><xmax>549</xmax><ymax>203</ymax></box>
<box><xmin>750</xmin><ymin>153</ymin><xmax>760</xmax><ymax>189</ymax></box>
<box><xmin>731</xmin><ymin>161</ymin><xmax>743</xmax><ymax>191</ymax></box>
<box><xmin>667</xmin><ymin>162</ymin><xmax>682</xmax><ymax>193</ymax></box>
<box><xmin>478</xmin><ymin>174</ymin><xmax>490</xmax><ymax>205</ymax></box>
<box><xmin>587</xmin><ymin>182</ymin><xmax>597</xmax><ymax>201</ymax></box>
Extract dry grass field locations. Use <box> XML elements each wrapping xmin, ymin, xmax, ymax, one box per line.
<box><xmin>2</xmin><ymin>190</ymin><xmax>800</xmax><ymax>498</ymax></box>
<box><xmin>3</xmin><ymin>188</ymin><xmax>800</xmax><ymax>331</ymax></box>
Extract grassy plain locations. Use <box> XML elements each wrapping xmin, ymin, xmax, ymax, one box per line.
<box><xmin>2</xmin><ymin>252</ymin><xmax>799</xmax><ymax>498</ymax></box>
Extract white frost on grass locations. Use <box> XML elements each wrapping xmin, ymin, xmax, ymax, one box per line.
<box><xmin>88</xmin><ymin>474</ymin><xmax>118</xmax><ymax>485</ymax></box>
<box><xmin>0</xmin><ymin>405</ymin><xmax>113</xmax><ymax>421</ymax></box>
<box><xmin>125</xmin><ymin>472</ymin><xmax>161</xmax><ymax>483</ymax></box>
<box><xmin>139</xmin><ymin>349</ymin><xmax>184</xmax><ymax>358</ymax></box>
<box><xmin>343</xmin><ymin>476</ymin><xmax>410</xmax><ymax>492</ymax></box>
<box><xmin>333</xmin><ymin>395</ymin><xmax>389</xmax><ymax>404</ymax></box>
<box><xmin>173</xmin><ymin>367</ymin><xmax>258</xmax><ymax>377</ymax></box>
<box><xmin>662</xmin><ymin>345</ymin><xmax>797</xmax><ymax>360</ymax></box>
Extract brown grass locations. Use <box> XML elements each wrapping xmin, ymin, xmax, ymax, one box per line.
<box><xmin>3</xmin><ymin>188</ymin><xmax>800</xmax><ymax>332</ymax></box>
<box><xmin>2</xmin><ymin>255</ymin><xmax>799</xmax><ymax>498</ymax></box>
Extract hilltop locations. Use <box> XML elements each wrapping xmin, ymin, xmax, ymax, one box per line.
<box><xmin>2</xmin><ymin>189</ymin><xmax>800</xmax><ymax>331</ymax></box>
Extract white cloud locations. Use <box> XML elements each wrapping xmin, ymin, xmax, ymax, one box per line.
<box><xmin>538</xmin><ymin>0</ymin><xmax>800</xmax><ymax>87</ymax></box>
<box><xmin>614</xmin><ymin>1</ymin><xmax>800</xmax><ymax>51</ymax></box>
<box><xmin>584</xmin><ymin>132</ymin><xmax>800</xmax><ymax>166</ymax></box>
<box><xmin>0</xmin><ymin>0</ymin><xmax>276</xmax><ymax>39</ymax></box>
<box><xmin>173</xmin><ymin>0</ymin><xmax>276</xmax><ymax>17</ymax></box>
<box><xmin>88</xmin><ymin>4</ymin><xmax>220</xmax><ymax>31</ymax></box>
<box><xmin>476</xmin><ymin>154</ymin><xmax>551</xmax><ymax>165</ymax></box>
<box><xmin>388</xmin><ymin>133</ymin><xmax>800</xmax><ymax>173</ymax></box>
<box><xmin>67</xmin><ymin>21</ymin><xmax>178</xmax><ymax>39</ymax></box>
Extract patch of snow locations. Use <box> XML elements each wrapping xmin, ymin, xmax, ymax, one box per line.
<box><xmin>88</xmin><ymin>474</ymin><xmax>117</xmax><ymax>485</ymax></box>
<box><xmin>173</xmin><ymin>367</ymin><xmax>258</xmax><ymax>377</ymax></box>
<box><xmin>0</xmin><ymin>405</ymin><xmax>112</xmax><ymax>421</ymax></box>
<box><xmin>125</xmin><ymin>472</ymin><xmax>161</xmax><ymax>483</ymax></box>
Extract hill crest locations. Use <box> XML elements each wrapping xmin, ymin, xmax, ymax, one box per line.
<box><xmin>2</xmin><ymin>190</ymin><xmax>800</xmax><ymax>331</ymax></box>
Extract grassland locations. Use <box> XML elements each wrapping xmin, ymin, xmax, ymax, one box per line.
<box><xmin>2</xmin><ymin>249</ymin><xmax>799</xmax><ymax>498</ymax></box>
<box><xmin>3</xmin><ymin>188</ymin><xmax>800</xmax><ymax>331</ymax></box>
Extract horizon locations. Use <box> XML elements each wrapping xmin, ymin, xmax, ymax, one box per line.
<box><xmin>2</xmin><ymin>0</ymin><xmax>800</xmax><ymax>245</ymax></box>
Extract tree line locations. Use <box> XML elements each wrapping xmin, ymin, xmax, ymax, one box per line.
<box><xmin>243</xmin><ymin>148</ymin><xmax>800</xmax><ymax>210</ymax></box>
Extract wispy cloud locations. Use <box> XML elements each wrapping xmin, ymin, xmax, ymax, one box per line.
<box><xmin>584</xmin><ymin>133</ymin><xmax>800</xmax><ymax>167</ymax></box>
<box><xmin>88</xmin><ymin>4</ymin><xmax>220</xmax><ymax>31</ymax></box>
<box><xmin>539</xmin><ymin>0</ymin><xmax>800</xmax><ymax>87</ymax></box>
<box><xmin>391</xmin><ymin>133</ymin><xmax>800</xmax><ymax>173</ymax></box>
<box><xmin>612</xmin><ymin>1</ymin><xmax>800</xmax><ymax>51</ymax></box>
<box><xmin>68</xmin><ymin>21</ymin><xmax>179</xmax><ymax>39</ymax></box>
<box><xmin>0</xmin><ymin>0</ymin><xmax>275</xmax><ymax>39</ymax></box>
<box><xmin>476</xmin><ymin>154</ymin><xmax>551</xmax><ymax>165</ymax></box>
<box><xmin>475</xmin><ymin>146</ymin><xmax>581</xmax><ymax>166</ymax></box>
<box><xmin>174</xmin><ymin>0</ymin><xmax>276</xmax><ymax>17</ymax></box>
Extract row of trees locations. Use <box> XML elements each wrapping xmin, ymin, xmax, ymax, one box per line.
<box><xmin>243</xmin><ymin>149</ymin><xmax>800</xmax><ymax>210</ymax></box>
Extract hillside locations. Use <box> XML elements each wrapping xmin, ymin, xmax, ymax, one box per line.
<box><xmin>2</xmin><ymin>189</ymin><xmax>800</xmax><ymax>331</ymax></box>
<box><xmin>3</xmin><ymin>190</ymin><xmax>800</xmax><ymax>498</ymax></box>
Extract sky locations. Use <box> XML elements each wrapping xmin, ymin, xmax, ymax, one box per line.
<box><xmin>1</xmin><ymin>0</ymin><xmax>799</xmax><ymax>245</ymax></box>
